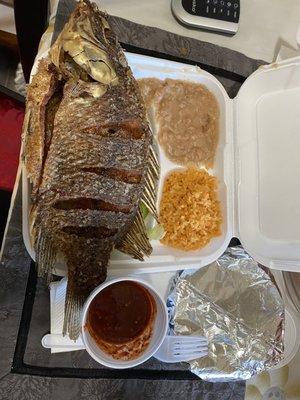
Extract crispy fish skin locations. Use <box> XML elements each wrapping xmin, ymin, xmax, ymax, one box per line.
<box><xmin>23</xmin><ymin>0</ymin><xmax>153</xmax><ymax>322</ymax></box>
<box><xmin>22</xmin><ymin>59</ymin><xmax>61</xmax><ymax>199</ymax></box>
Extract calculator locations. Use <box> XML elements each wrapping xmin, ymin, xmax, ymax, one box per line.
<box><xmin>171</xmin><ymin>0</ymin><xmax>240</xmax><ymax>35</ymax></box>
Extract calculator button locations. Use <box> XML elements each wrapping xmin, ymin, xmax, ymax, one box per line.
<box><xmin>181</xmin><ymin>0</ymin><xmax>240</xmax><ymax>24</ymax></box>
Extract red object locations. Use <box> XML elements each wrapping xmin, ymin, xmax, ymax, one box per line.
<box><xmin>0</xmin><ymin>92</ymin><xmax>24</xmax><ymax>191</ymax></box>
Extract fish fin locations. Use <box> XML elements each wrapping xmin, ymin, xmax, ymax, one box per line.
<box><xmin>35</xmin><ymin>231</ymin><xmax>56</xmax><ymax>284</ymax></box>
<box><xmin>117</xmin><ymin>142</ymin><xmax>159</xmax><ymax>260</ymax></box>
<box><xmin>117</xmin><ymin>209</ymin><xmax>152</xmax><ymax>261</ymax></box>
<box><xmin>63</xmin><ymin>284</ymin><xmax>84</xmax><ymax>340</ymax></box>
<box><xmin>141</xmin><ymin>144</ymin><xmax>159</xmax><ymax>221</ymax></box>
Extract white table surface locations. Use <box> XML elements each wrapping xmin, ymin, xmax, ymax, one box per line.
<box><xmin>97</xmin><ymin>0</ymin><xmax>300</xmax><ymax>62</ymax></box>
<box><xmin>0</xmin><ymin>3</ymin><xmax>15</xmax><ymax>34</ymax></box>
<box><xmin>1</xmin><ymin>0</ymin><xmax>300</xmax><ymax>62</ymax></box>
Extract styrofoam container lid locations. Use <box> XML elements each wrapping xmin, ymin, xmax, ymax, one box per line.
<box><xmin>236</xmin><ymin>56</ymin><xmax>300</xmax><ymax>271</ymax></box>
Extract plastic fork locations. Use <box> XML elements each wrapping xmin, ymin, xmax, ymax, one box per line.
<box><xmin>154</xmin><ymin>335</ymin><xmax>208</xmax><ymax>363</ymax></box>
<box><xmin>42</xmin><ymin>334</ymin><xmax>85</xmax><ymax>350</ymax></box>
<box><xmin>42</xmin><ymin>333</ymin><xmax>208</xmax><ymax>363</ymax></box>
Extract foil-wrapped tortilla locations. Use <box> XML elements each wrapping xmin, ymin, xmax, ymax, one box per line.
<box><xmin>168</xmin><ymin>247</ymin><xmax>284</xmax><ymax>381</ymax></box>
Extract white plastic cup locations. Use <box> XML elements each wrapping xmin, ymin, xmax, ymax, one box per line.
<box><xmin>270</xmin><ymin>308</ymin><xmax>300</xmax><ymax>370</ymax></box>
<box><xmin>81</xmin><ymin>277</ymin><xmax>168</xmax><ymax>369</ymax></box>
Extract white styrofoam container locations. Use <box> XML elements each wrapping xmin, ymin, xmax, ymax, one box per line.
<box><xmin>22</xmin><ymin>51</ymin><xmax>232</xmax><ymax>275</ymax></box>
<box><xmin>22</xmin><ymin>53</ymin><xmax>300</xmax><ymax>276</ymax></box>
<box><xmin>235</xmin><ymin>57</ymin><xmax>300</xmax><ymax>271</ymax></box>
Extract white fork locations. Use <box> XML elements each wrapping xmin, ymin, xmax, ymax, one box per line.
<box><xmin>42</xmin><ymin>334</ymin><xmax>208</xmax><ymax>363</ymax></box>
<box><xmin>154</xmin><ymin>335</ymin><xmax>208</xmax><ymax>363</ymax></box>
<box><xmin>42</xmin><ymin>334</ymin><xmax>85</xmax><ymax>350</ymax></box>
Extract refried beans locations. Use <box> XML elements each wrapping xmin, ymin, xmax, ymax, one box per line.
<box><xmin>138</xmin><ymin>78</ymin><xmax>220</xmax><ymax>168</ymax></box>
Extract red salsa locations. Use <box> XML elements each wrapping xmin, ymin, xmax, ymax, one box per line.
<box><xmin>86</xmin><ymin>281</ymin><xmax>154</xmax><ymax>345</ymax></box>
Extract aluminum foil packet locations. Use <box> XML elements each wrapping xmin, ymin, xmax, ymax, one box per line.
<box><xmin>167</xmin><ymin>247</ymin><xmax>284</xmax><ymax>381</ymax></box>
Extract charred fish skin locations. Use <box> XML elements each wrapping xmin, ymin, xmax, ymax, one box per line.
<box><xmin>38</xmin><ymin>0</ymin><xmax>152</xmax><ymax>290</ymax></box>
<box><xmin>22</xmin><ymin>59</ymin><xmax>62</xmax><ymax>201</ymax></box>
<box><xmin>23</xmin><ymin>0</ymin><xmax>157</xmax><ymax>338</ymax></box>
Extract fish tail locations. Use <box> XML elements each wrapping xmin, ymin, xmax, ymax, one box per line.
<box><xmin>63</xmin><ymin>283</ymin><xmax>84</xmax><ymax>340</ymax></box>
<box><xmin>35</xmin><ymin>230</ymin><xmax>56</xmax><ymax>284</ymax></box>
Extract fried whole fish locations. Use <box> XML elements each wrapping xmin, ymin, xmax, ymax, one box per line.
<box><xmin>23</xmin><ymin>0</ymin><xmax>158</xmax><ymax>338</ymax></box>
